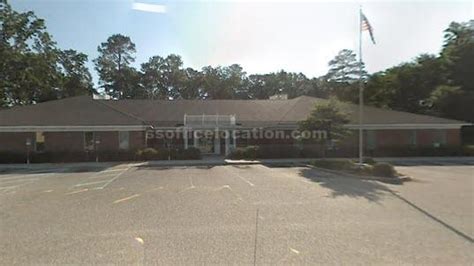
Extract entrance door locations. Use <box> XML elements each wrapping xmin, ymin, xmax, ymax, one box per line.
<box><xmin>196</xmin><ymin>131</ymin><xmax>215</xmax><ymax>154</ymax></box>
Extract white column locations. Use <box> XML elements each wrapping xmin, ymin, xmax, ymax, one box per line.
<box><xmin>193</xmin><ymin>130</ymin><xmax>199</xmax><ymax>148</ymax></box>
<box><xmin>225</xmin><ymin>130</ymin><xmax>230</xmax><ymax>155</ymax></box>
<box><xmin>184</xmin><ymin>127</ymin><xmax>188</xmax><ymax>149</ymax></box>
<box><xmin>232</xmin><ymin>130</ymin><xmax>236</xmax><ymax>149</ymax></box>
<box><xmin>214</xmin><ymin>128</ymin><xmax>220</xmax><ymax>154</ymax></box>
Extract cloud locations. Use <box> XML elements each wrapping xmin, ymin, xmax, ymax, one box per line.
<box><xmin>132</xmin><ymin>2</ymin><xmax>166</xmax><ymax>13</ymax></box>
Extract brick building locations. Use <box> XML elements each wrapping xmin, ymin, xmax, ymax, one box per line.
<box><xmin>0</xmin><ymin>95</ymin><xmax>469</xmax><ymax>159</ymax></box>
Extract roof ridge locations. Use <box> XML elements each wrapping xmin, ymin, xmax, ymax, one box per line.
<box><xmin>276</xmin><ymin>96</ymin><xmax>307</xmax><ymax>124</ymax></box>
<box><xmin>91</xmin><ymin>98</ymin><xmax>147</xmax><ymax>124</ymax></box>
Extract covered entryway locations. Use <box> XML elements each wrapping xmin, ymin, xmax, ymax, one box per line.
<box><xmin>183</xmin><ymin>114</ymin><xmax>237</xmax><ymax>155</ymax></box>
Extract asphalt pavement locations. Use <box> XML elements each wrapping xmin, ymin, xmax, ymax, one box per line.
<box><xmin>0</xmin><ymin>162</ymin><xmax>472</xmax><ymax>264</ymax></box>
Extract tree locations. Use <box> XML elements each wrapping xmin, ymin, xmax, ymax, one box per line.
<box><xmin>365</xmin><ymin>54</ymin><xmax>445</xmax><ymax>113</ymax></box>
<box><xmin>325</xmin><ymin>49</ymin><xmax>368</xmax><ymax>102</ymax></box>
<box><xmin>429</xmin><ymin>85</ymin><xmax>474</xmax><ymax>122</ymax></box>
<box><xmin>0</xmin><ymin>0</ymin><xmax>59</xmax><ymax>105</ymax></box>
<box><xmin>201</xmin><ymin>65</ymin><xmax>233</xmax><ymax>99</ymax></box>
<box><xmin>141</xmin><ymin>54</ymin><xmax>200</xmax><ymax>99</ymax></box>
<box><xmin>326</xmin><ymin>49</ymin><xmax>367</xmax><ymax>83</ymax></box>
<box><xmin>221</xmin><ymin>64</ymin><xmax>249</xmax><ymax>99</ymax></box>
<box><xmin>440</xmin><ymin>21</ymin><xmax>474</xmax><ymax>91</ymax></box>
<box><xmin>141</xmin><ymin>55</ymin><xmax>166</xmax><ymax>99</ymax></box>
<box><xmin>247</xmin><ymin>71</ymin><xmax>312</xmax><ymax>99</ymax></box>
<box><xmin>57</xmin><ymin>49</ymin><xmax>95</xmax><ymax>97</ymax></box>
<box><xmin>0</xmin><ymin>0</ymin><xmax>95</xmax><ymax>106</ymax></box>
<box><xmin>298</xmin><ymin>98</ymin><xmax>351</xmax><ymax>155</ymax></box>
<box><xmin>94</xmin><ymin>34</ymin><xmax>138</xmax><ymax>98</ymax></box>
<box><xmin>179</xmin><ymin>67</ymin><xmax>203</xmax><ymax>99</ymax></box>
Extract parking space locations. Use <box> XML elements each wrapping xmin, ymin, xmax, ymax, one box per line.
<box><xmin>0</xmin><ymin>163</ymin><xmax>472</xmax><ymax>264</ymax></box>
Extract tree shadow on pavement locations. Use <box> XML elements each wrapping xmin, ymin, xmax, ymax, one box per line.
<box><xmin>299</xmin><ymin>168</ymin><xmax>392</xmax><ymax>202</ymax></box>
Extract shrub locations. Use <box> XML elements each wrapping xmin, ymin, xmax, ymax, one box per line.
<box><xmin>256</xmin><ymin>145</ymin><xmax>300</xmax><ymax>158</ymax></box>
<box><xmin>363</xmin><ymin>157</ymin><xmax>377</xmax><ymax>165</ymax></box>
<box><xmin>300</xmin><ymin>145</ymin><xmax>323</xmax><ymax>158</ymax></box>
<box><xmin>462</xmin><ymin>145</ymin><xmax>474</xmax><ymax>156</ymax></box>
<box><xmin>174</xmin><ymin>147</ymin><xmax>201</xmax><ymax>160</ymax></box>
<box><xmin>372</xmin><ymin>163</ymin><xmax>397</xmax><ymax>177</ymax></box>
<box><xmin>136</xmin><ymin>148</ymin><xmax>159</xmax><ymax>160</ymax></box>
<box><xmin>32</xmin><ymin>152</ymin><xmax>90</xmax><ymax>163</ymax></box>
<box><xmin>243</xmin><ymin>146</ymin><xmax>258</xmax><ymax>160</ymax></box>
<box><xmin>226</xmin><ymin>148</ymin><xmax>245</xmax><ymax>160</ymax></box>
<box><xmin>226</xmin><ymin>146</ymin><xmax>258</xmax><ymax>160</ymax></box>
<box><xmin>0</xmin><ymin>152</ymin><xmax>26</xmax><ymax>164</ymax></box>
<box><xmin>96</xmin><ymin>151</ymin><xmax>137</xmax><ymax>162</ymax></box>
<box><xmin>352</xmin><ymin>164</ymin><xmax>374</xmax><ymax>175</ymax></box>
<box><xmin>312</xmin><ymin>159</ymin><xmax>355</xmax><ymax>171</ymax></box>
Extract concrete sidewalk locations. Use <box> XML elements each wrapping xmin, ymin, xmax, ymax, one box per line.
<box><xmin>0</xmin><ymin>156</ymin><xmax>472</xmax><ymax>171</ymax></box>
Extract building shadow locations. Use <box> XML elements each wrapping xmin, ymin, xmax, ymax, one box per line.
<box><xmin>298</xmin><ymin>168</ymin><xmax>392</xmax><ymax>202</ymax></box>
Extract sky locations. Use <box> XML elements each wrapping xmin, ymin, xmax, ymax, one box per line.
<box><xmin>10</xmin><ymin>0</ymin><xmax>474</xmax><ymax>84</ymax></box>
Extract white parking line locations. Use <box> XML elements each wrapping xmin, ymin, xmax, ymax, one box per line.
<box><xmin>74</xmin><ymin>180</ymin><xmax>108</xmax><ymax>187</ymax></box>
<box><xmin>65</xmin><ymin>188</ymin><xmax>89</xmax><ymax>195</ymax></box>
<box><xmin>0</xmin><ymin>178</ymin><xmax>39</xmax><ymax>185</ymax></box>
<box><xmin>229</xmin><ymin>170</ymin><xmax>255</xmax><ymax>187</ymax></box>
<box><xmin>113</xmin><ymin>194</ymin><xmax>140</xmax><ymax>204</ymax></box>
<box><xmin>88</xmin><ymin>172</ymin><xmax>119</xmax><ymax>179</ymax></box>
<box><xmin>99</xmin><ymin>168</ymin><xmax>130</xmax><ymax>173</ymax></box>
<box><xmin>0</xmin><ymin>185</ymin><xmax>19</xmax><ymax>191</ymax></box>
<box><xmin>0</xmin><ymin>172</ymin><xmax>57</xmax><ymax>180</ymax></box>
<box><xmin>95</xmin><ymin>167</ymin><xmax>131</xmax><ymax>190</ymax></box>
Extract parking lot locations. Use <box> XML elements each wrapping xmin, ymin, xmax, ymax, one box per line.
<box><xmin>0</xmin><ymin>162</ymin><xmax>472</xmax><ymax>264</ymax></box>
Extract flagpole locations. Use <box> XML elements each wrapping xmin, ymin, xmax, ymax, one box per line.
<box><xmin>358</xmin><ymin>6</ymin><xmax>364</xmax><ymax>165</ymax></box>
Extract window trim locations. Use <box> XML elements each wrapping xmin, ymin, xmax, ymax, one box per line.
<box><xmin>84</xmin><ymin>132</ymin><xmax>95</xmax><ymax>151</ymax></box>
<box><xmin>118</xmin><ymin>131</ymin><xmax>130</xmax><ymax>150</ymax></box>
<box><xmin>35</xmin><ymin>131</ymin><xmax>45</xmax><ymax>152</ymax></box>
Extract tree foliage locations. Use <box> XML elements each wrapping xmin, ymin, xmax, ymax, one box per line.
<box><xmin>298</xmin><ymin>98</ymin><xmax>351</xmax><ymax>144</ymax></box>
<box><xmin>0</xmin><ymin>0</ymin><xmax>94</xmax><ymax>106</ymax></box>
<box><xmin>94</xmin><ymin>34</ymin><xmax>139</xmax><ymax>99</ymax></box>
<box><xmin>362</xmin><ymin>20</ymin><xmax>474</xmax><ymax>122</ymax></box>
<box><xmin>324</xmin><ymin>49</ymin><xmax>368</xmax><ymax>102</ymax></box>
<box><xmin>1</xmin><ymin>0</ymin><xmax>472</xmax><ymax>123</ymax></box>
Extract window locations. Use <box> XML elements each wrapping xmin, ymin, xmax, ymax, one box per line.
<box><xmin>84</xmin><ymin>132</ymin><xmax>95</xmax><ymax>151</ymax></box>
<box><xmin>366</xmin><ymin>130</ymin><xmax>376</xmax><ymax>150</ymax></box>
<box><xmin>409</xmin><ymin>130</ymin><xmax>417</xmax><ymax>146</ymax></box>
<box><xmin>433</xmin><ymin>129</ymin><xmax>447</xmax><ymax>147</ymax></box>
<box><xmin>119</xmin><ymin>131</ymin><xmax>130</xmax><ymax>150</ymax></box>
<box><xmin>35</xmin><ymin>132</ymin><xmax>45</xmax><ymax>152</ymax></box>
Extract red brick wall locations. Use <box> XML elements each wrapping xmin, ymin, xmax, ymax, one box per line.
<box><xmin>333</xmin><ymin>129</ymin><xmax>461</xmax><ymax>151</ymax></box>
<box><xmin>94</xmin><ymin>131</ymin><xmax>118</xmax><ymax>151</ymax></box>
<box><xmin>375</xmin><ymin>130</ymin><xmax>412</xmax><ymax>147</ymax></box>
<box><xmin>44</xmin><ymin>132</ymin><xmax>84</xmax><ymax>152</ymax></box>
<box><xmin>0</xmin><ymin>131</ymin><xmax>147</xmax><ymax>153</ymax></box>
<box><xmin>416</xmin><ymin>129</ymin><xmax>460</xmax><ymax>147</ymax></box>
<box><xmin>0</xmin><ymin>132</ymin><xmax>34</xmax><ymax>153</ymax></box>
<box><xmin>446</xmin><ymin>129</ymin><xmax>461</xmax><ymax>146</ymax></box>
<box><xmin>130</xmin><ymin>131</ymin><xmax>145</xmax><ymax>150</ymax></box>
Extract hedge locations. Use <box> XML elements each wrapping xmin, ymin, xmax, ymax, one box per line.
<box><xmin>0</xmin><ymin>147</ymin><xmax>201</xmax><ymax>164</ymax></box>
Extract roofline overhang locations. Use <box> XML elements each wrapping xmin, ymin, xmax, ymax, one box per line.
<box><xmin>0</xmin><ymin>125</ymin><xmax>148</xmax><ymax>132</ymax></box>
<box><xmin>345</xmin><ymin>123</ymin><xmax>470</xmax><ymax>130</ymax></box>
<box><xmin>0</xmin><ymin>123</ymin><xmax>469</xmax><ymax>132</ymax></box>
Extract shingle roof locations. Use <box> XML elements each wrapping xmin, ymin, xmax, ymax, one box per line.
<box><xmin>0</xmin><ymin>95</ymin><xmax>468</xmax><ymax>129</ymax></box>
<box><xmin>279</xmin><ymin>96</ymin><xmax>468</xmax><ymax>126</ymax></box>
<box><xmin>0</xmin><ymin>96</ymin><xmax>144</xmax><ymax>126</ymax></box>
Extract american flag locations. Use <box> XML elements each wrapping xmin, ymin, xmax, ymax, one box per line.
<box><xmin>361</xmin><ymin>12</ymin><xmax>376</xmax><ymax>44</ymax></box>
